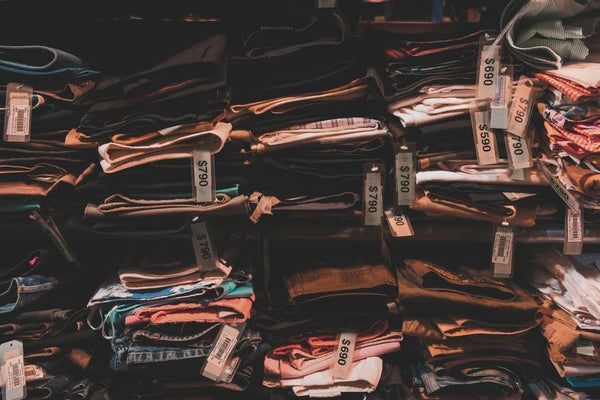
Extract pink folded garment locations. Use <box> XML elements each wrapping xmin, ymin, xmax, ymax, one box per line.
<box><xmin>264</xmin><ymin>341</ymin><xmax>401</xmax><ymax>379</ymax></box>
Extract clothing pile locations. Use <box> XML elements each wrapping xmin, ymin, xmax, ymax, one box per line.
<box><xmin>399</xmin><ymin>258</ymin><xmax>543</xmax><ymax>400</ymax></box>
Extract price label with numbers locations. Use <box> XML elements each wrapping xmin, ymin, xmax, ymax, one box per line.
<box><xmin>491</xmin><ymin>225</ymin><xmax>515</xmax><ymax>278</ymax></box>
<box><xmin>0</xmin><ymin>340</ymin><xmax>26</xmax><ymax>400</ymax></box>
<box><xmin>202</xmin><ymin>323</ymin><xmax>245</xmax><ymax>382</ymax></box>
<box><xmin>470</xmin><ymin>110</ymin><xmax>499</xmax><ymax>165</ymax></box>
<box><xmin>190</xmin><ymin>218</ymin><xmax>218</xmax><ymax>271</ymax></box>
<box><xmin>331</xmin><ymin>332</ymin><xmax>357</xmax><ymax>379</ymax></box>
<box><xmin>385</xmin><ymin>209</ymin><xmax>414</xmax><ymax>237</ymax></box>
<box><xmin>3</xmin><ymin>83</ymin><xmax>32</xmax><ymax>143</ymax></box>
<box><xmin>477</xmin><ymin>42</ymin><xmax>501</xmax><ymax>99</ymax></box>
<box><xmin>364</xmin><ymin>164</ymin><xmax>384</xmax><ymax>226</ymax></box>
<box><xmin>505</xmin><ymin>132</ymin><xmax>532</xmax><ymax>170</ymax></box>
<box><xmin>564</xmin><ymin>208</ymin><xmax>584</xmax><ymax>255</ymax></box>
<box><xmin>506</xmin><ymin>77</ymin><xmax>535</xmax><ymax>137</ymax></box>
<box><xmin>395</xmin><ymin>143</ymin><xmax>416</xmax><ymax>206</ymax></box>
<box><xmin>192</xmin><ymin>149</ymin><xmax>215</xmax><ymax>203</ymax></box>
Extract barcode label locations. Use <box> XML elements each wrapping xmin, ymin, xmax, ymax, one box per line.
<box><xmin>564</xmin><ymin>208</ymin><xmax>584</xmax><ymax>255</ymax></box>
<box><xmin>24</xmin><ymin>365</ymin><xmax>44</xmax><ymax>382</ymax></box>
<box><xmin>14</xmin><ymin>107</ymin><xmax>26</xmax><ymax>134</ymax></box>
<box><xmin>6</xmin><ymin>356</ymin><xmax>24</xmax><ymax>391</ymax></box>
<box><xmin>208</xmin><ymin>325</ymin><xmax>238</xmax><ymax>368</ymax></box>
<box><xmin>202</xmin><ymin>324</ymin><xmax>244</xmax><ymax>382</ymax></box>
<box><xmin>493</xmin><ymin>234</ymin><xmax>510</xmax><ymax>264</ymax></box>
<box><xmin>491</xmin><ymin>226</ymin><xmax>514</xmax><ymax>278</ymax></box>
<box><xmin>4</xmin><ymin>86</ymin><xmax>32</xmax><ymax>142</ymax></box>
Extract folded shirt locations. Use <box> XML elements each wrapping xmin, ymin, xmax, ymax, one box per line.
<box><xmin>263</xmin><ymin>356</ymin><xmax>383</xmax><ymax>398</ymax></box>
<box><xmin>97</xmin><ymin>122</ymin><xmax>232</xmax><ymax>173</ymax></box>
<box><xmin>234</xmin><ymin>117</ymin><xmax>388</xmax><ymax>153</ymax></box>
<box><xmin>124</xmin><ymin>295</ymin><xmax>254</xmax><ymax>325</ymax></box>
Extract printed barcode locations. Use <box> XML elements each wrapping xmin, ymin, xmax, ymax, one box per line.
<box><xmin>25</xmin><ymin>366</ymin><xmax>38</xmax><ymax>380</ymax></box>
<box><xmin>214</xmin><ymin>336</ymin><xmax>233</xmax><ymax>361</ymax></box>
<box><xmin>495</xmin><ymin>234</ymin><xmax>508</xmax><ymax>259</ymax></box>
<box><xmin>15</xmin><ymin>108</ymin><xmax>25</xmax><ymax>133</ymax></box>
<box><xmin>11</xmin><ymin>361</ymin><xmax>23</xmax><ymax>389</ymax></box>
<box><xmin>569</xmin><ymin>215</ymin><xmax>581</xmax><ymax>241</ymax></box>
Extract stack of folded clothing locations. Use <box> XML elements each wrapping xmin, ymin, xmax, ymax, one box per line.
<box><xmin>0</xmin><ymin>248</ymin><xmax>110</xmax><ymax>399</ymax></box>
<box><xmin>227</xmin><ymin>76</ymin><xmax>392</xmax><ymax>218</ymax></box>
<box><xmin>375</xmin><ymin>30</ymin><xmax>485</xmax><ymax>105</ymax></box>
<box><xmin>258</xmin><ymin>244</ymin><xmax>403</xmax><ymax>398</ymax></box>
<box><xmin>0</xmin><ymin>45</ymin><xmax>97</xmax><ymax>229</ymax></box>
<box><xmin>88</xmin><ymin>254</ymin><xmax>261</xmax><ymax>397</ymax></box>
<box><xmin>535</xmin><ymin>63</ymin><xmax>600</xmax><ymax>210</ymax></box>
<box><xmin>398</xmin><ymin>258</ymin><xmax>543</xmax><ymax>399</ymax></box>
<box><xmin>522</xmin><ymin>248</ymin><xmax>600</xmax><ymax>390</ymax></box>
<box><xmin>66</xmin><ymin>35</ymin><xmax>272</xmax><ymax>226</ymax></box>
<box><xmin>228</xmin><ymin>10</ymin><xmax>362</xmax><ymax>105</ymax></box>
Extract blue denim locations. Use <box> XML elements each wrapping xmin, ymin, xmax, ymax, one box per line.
<box><xmin>0</xmin><ymin>275</ymin><xmax>60</xmax><ymax>314</ymax></box>
<box><xmin>566</xmin><ymin>375</ymin><xmax>600</xmax><ymax>388</ymax></box>
<box><xmin>27</xmin><ymin>374</ymin><xmax>70</xmax><ymax>399</ymax></box>
<box><xmin>0</xmin><ymin>45</ymin><xmax>97</xmax><ymax>78</ymax></box>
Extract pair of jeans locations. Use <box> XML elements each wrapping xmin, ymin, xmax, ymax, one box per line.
<box><xmin>0</xmin><ymin>275</ymin><xmax>60</xmax><ymax>314</ymax></box>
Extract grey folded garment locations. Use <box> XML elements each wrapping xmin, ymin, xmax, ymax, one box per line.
<box><xmin>501</xmin><ymin>0</ymin><xmax>600</xmax><ymax>70</ymax></box>
<box><xmin>84</xmin><ymin>193</ymin><xmax>252</xmax><ymax>219</ymax></box>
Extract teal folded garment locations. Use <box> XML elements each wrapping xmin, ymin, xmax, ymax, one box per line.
<box><xmin>0</xmin><ymin>200</ymin><xmax>41</xmax><ymax>213</ymax></box>
<box><xmin>501</xmin><ymin>0</ymin><xmax>600</xmax><ymax>69</ymax></box>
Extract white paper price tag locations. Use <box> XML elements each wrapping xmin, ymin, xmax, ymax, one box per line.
<box><xmin>505</xmin><ymin>132</ymin><xmax>532</xmax><ymax>170</ymax></box>
<box><xmin>477</xmin><ymin>44</ymin><xmax>501</xmax><ymax>99</ymax></box>
<box><xmin>331</xmin><ymin>332</ymin><xmax>357</xmax><ymax>379</ymax></box>
<box><xmin>190</xmin><ymin>218</ymin><xmax>218</xmax><ymax>271</ymax></box>
<box><xmin>491</xmin><ymin>226</ymin><xmax>515</xmax><ymax>278</ymax></box>
<box><xmin>192</xmin><ymin>149</ymin><xmax>214</xmax><ymax>204</ymax></box>
<box><xmin>385</xmin><ymin>209</ymin><xmax>414</xmax><ymax>237</ymax></box>
<box><xmin>490</xmin><ymin>74</ymin><xmax>511</xmax><ymax>129</ymax></box>
<box><xmin>506</xmin><ymin>77</ymin><xmax>535</xmax><ymax>137</ymax></box>
<box><xmin>395</xmin><ymin>144</ymin><xmax>416</xmax><ymax>206</ymax></box>
<box><xmin>0</xmin><ymin>340</ymin><xmax>26</xmax><ymax>400</ymax></box>
<box><xmin>202</xmin><ymin>323</ymin><xmax>245</xmax><ymax>382</ymax></box>
<box><xmin>470</xmin><ymin>110</ymin><xmax>499</xmax><ymax>165</ymax></box>
<box><xmin>564</xmin><ymin>208</ymin><xmax>584</xmax><ymax>255</ymax></box>
<box><xmin>23</xmin><ymin>365</ymin><xmax>44</xmax><ymax>383</ymax></box>
<box><xmin>538</xmin><ymin>161</ymin><xmax>581</xmax><ymax>212</ymax></box>
<box><xmin>3</xmin><ymin>83</ymin><xmax>32</xmax><ymax>143</ymax></box>
<box><xmin>364</xmin><ymin>165</ymin><xmax>383</xmax><ymax>226</ymax></box>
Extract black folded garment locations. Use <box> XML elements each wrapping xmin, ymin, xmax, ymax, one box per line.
<box><xmin>228</xmin><ymin>11</ymin><xmax>365</xmax><ymax>103</ymax></box>
<box><xmin>77</xmin><ymin>34</ymin><xmax>229</xmax><ymax>138</ymax></box>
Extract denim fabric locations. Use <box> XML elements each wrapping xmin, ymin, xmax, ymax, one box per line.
<box><xmin>130</xmin><ymin>324</ymin><xmax>219</xmax><ymax>348</ymax></box>
<box><xmin>0</xmin><ymin>275</ymin><xmax>60</xmax><ymax>314</ymax></box>
<box><xmin>27</xmin><ymin>375</ymin><xmax>71</xmax><ymax>400</ymax></box>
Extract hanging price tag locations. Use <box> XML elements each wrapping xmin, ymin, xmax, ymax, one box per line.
<box><xmin>0</xmin><ymin>340</ymin><xmax>26</xmax><ymax>400</ymax></box>
<box><xmin>476</xmin><ymin>36</ymin><xmax>501</xmax><ymax>100</ymax></box>
<box><xmin>3</xmin><ymin>83</ymin><xmax>32</xmax><ymax>143</ymax></box>
<box><xmin>506</xmin><ymin>77</ymin><xmax>535</xmax><ymax>137</ymax></box>
<box><xmin>490</xmin><ymin>72</ymin><xmax>512</xmax><ymax>130</ymax></box>
<box><xmin>316</xmin><ymin>0</ymin><xmax>338</xmax><ymax>7</ymax></box>
<box><xmin>385</xmin><ymin>209</ymin><xmax>414</xmax><ymax>237</ymax></box>
<box><xmin>190</xmin><ymin>217</ymin><xmax>218</xmax><ymax>271</ymax></box>
<box><xmin>331</xmin><ymin>332</ymin><xmax>357</xmax><ymax>379</ymax></box>
<box><xmin>537</xmin><ymin>161</ymin><xmax>581</xmax><ymax>212</ymax></box>
<box><xmin>564</xmin><ymin>208</ymin><xmax>584</xmax><ymax>255</ymax></box>
<box><xmin>395</xmin><ymin>143</ymin><xmax>416</xmax><ymax>206</ymax></box>
<box><xmin>505</xmin><ymin>132</ymin><xmax>532</xmax><ymax>170</ymax></box>
<box><xmin>470</xmin><ymin>109</ymin><xmax>499</xmax><ymax>165</ymax></box>
<box><xmin>202</xmin><ymin>323</ymin><xmax>245</xmax><ymax>382</ymax></box>
<box><xmin>491</xmin><ymin>225</ymin><xmax>515</xmax><ymax>278</ymax></box>
<box><xmin>363</xmin><ymin>164</ymin><xmax>384</xmax><ymax>226</ymax></box>
<box><xmin>192</xmin><ymin>149</ymin><xmax>215</xmax><ymax>204</ymax></box>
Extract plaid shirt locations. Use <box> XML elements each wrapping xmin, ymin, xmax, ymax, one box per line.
<box><xmin>535</xmin><ymin>73</ymin><xmax>600</xmax><ymax>103</ymax></box>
